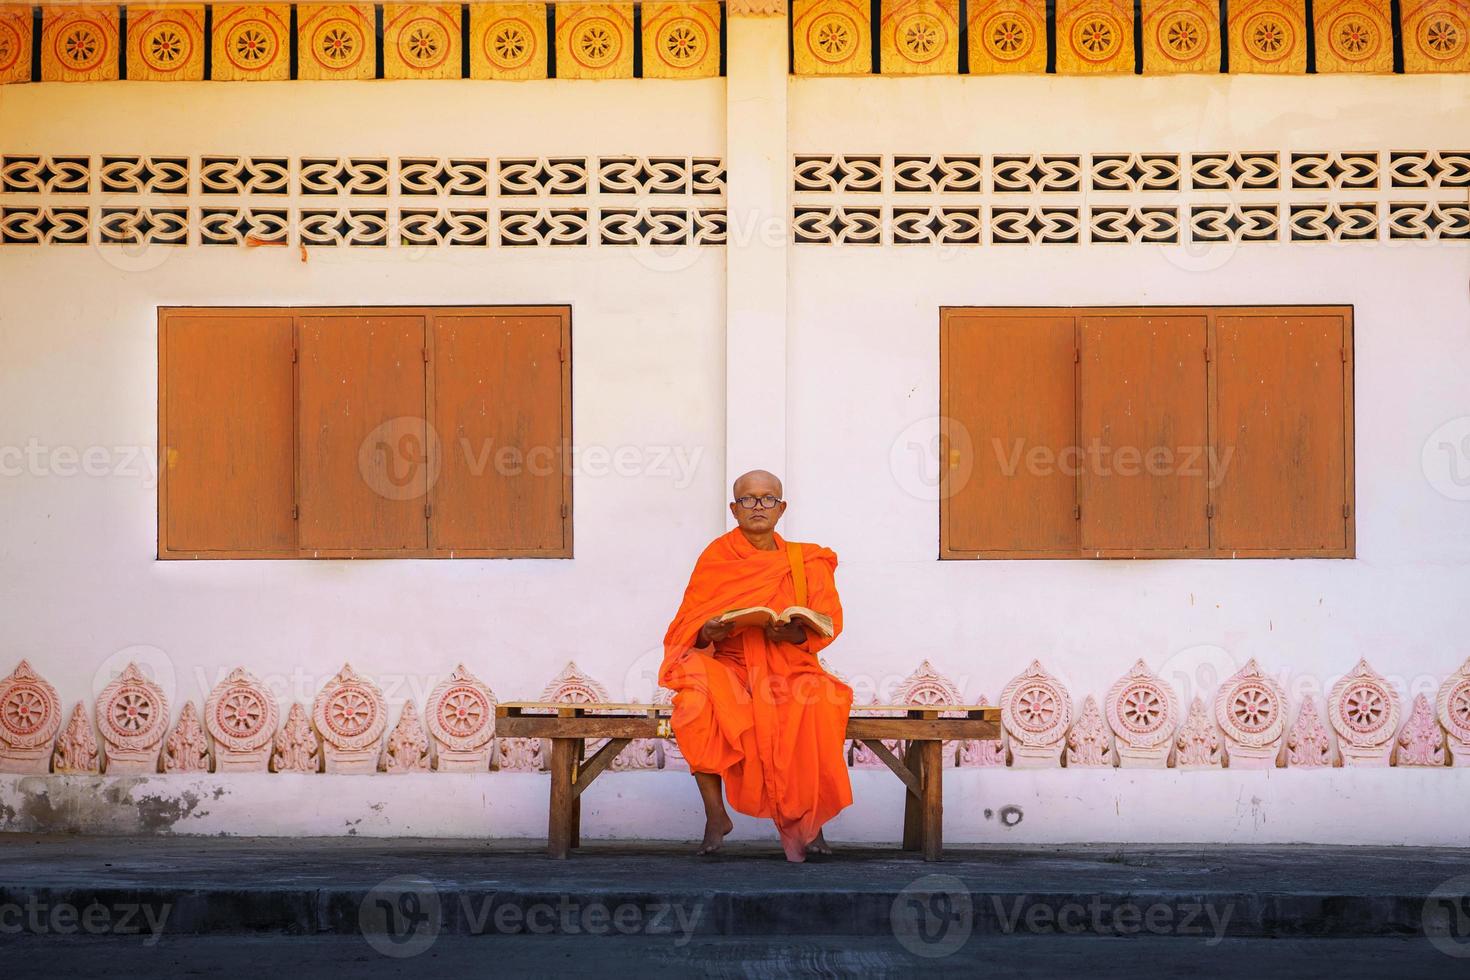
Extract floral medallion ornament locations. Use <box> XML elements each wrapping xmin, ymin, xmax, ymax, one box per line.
<box><xmin>1228</xmin><ymin>0</ymin><xmax>1305</xmax><ymax>72</ymax></box>
<box><xmin>1435</xmin><ymin>656</ymin><xmax>1470</xmax><ymax>766</ymax></box>
<box><xmin>1285</xmin><ymin>696</ymin><xmax>1334</xmax><ymax>768</ymax></box>
<box><xmin>471</xmin><ymin>3</ymin><xmax>545</xmax><ymax>79</ymax></box>
<box><xmin>0</xmin><ymin>660</ymin><xmax>63</xmax><ymax>773</ymax></box>
<box><xmin>0</xmin><ymin>18</ymin><xmax>21</xmax><ymax>77</ymax></box>
<box><xmin>271</xmin><ymin>703</ymin><xmax>321</xmax><ymax>773</ymax></box>
<box><xmin>574</xmin><ymin>17</ymin><xmax>620</xmax><ymax>69</ymax></box>
<box><xmin>1065</xmin><ymin>695</ymin><xmax>1115</xmax><ymax>767</ymax></box>
<box><xmin>1174</xmin><ymin>696</ymin><xmax>1223</xmax><ymax>769</ymax></box>
<box><xmin>1327</xmin><ymin>658</ymin><xmax>1400</xmax><ymax>766</ymax></box>
<box><xmin>426</xmin><ymin>664</ymin><xmax>497</xmax><ymax>772</ymax></box>
<box><xmin>297</xmin><ymin>5</ymin><xmax>374</xmax><ymax>80</ymax></box>
<box><xmin>1395</xmin><ymin>693</ymin><xmax>1447</xmax><ymax>767</ymax></box>
<box><xmin>793</xmin><ymin>0</ymin><xmax>870</xmax><ymax>73</ymax></box>
<box><xmin>41</xmin><ymin>7</ymin><xmax>119</xmax><ymax>81</ymax></box>
<box><xmin>1105</xmin><ymin>659</ymin><xmax>1179</xmax><ymax>767</ymax></box>
<box><xmin>1213</xmin><ymin>658</ymin><xmax>1286</xmax><ymax>768</ymax></box>
<box><xmin>384</xmin><ymin>6</ymin><xmax>460</xmax><ymax>79</ymax></box>
<box><xmin>555</xmin><ymin>3</ymin><xmax>633</xmax><ymax>78</ymax></box>
<box><xmin>1420</xmin><ymin>13</ymin><xmax>1462</xmax><ymax>60</ymax></box>
<box><xmin>212</xmin><ymin>5</ymin><xmax>290</xmax><ymax>81</ymax></box>
<box><xmin>312</xmin><ymin>663</ymin><xmax>387</xmax><ymax>773</ymax></box>
<box><xmin>52</xmin><ymin>702</ymin><xmax>100</xmax><ymax>774</ymax></box>
<box><xmin>986</xmin><ymin>13</ymin><xmax>1033</xmax><ymax>60</ymax></box>
<box><xmin>1142</xmin><ymin>0</ymin><xmax>1218</xmax><ymax>72</ymax></box>
<box><xmin>1314</xmin><ymin>0</ymin><xmax>1393</xmax><ymax>72</ymax></box>
<box><xmin>162</xmin><ymin>702</ymin><xmax>211</xmax><ymax>773</ymax></box>
<box><xmin>1073</xmin><ymin>14</ymin><xmax>1121</xmax><ymax>60</ymax></box>
<box><xmin>130</xmin><ymin>8</ymin><xmax>206</xmax><ymax>82</ymax></box>
<box><xmin>96</xmin><ymin>662</ymin><xmax>170</xmax><ymax>773</ymax></box>
<box><xmin>1000</xmin><ymin>660</ymin><xmax>1072</xmax><ymax>768</ymax></box>
<box><xmin>659</xmin><ymin>18</ymin><xmax>703</xmax><ymax>67</ymax></box>
<box><xmin>643</xmin><ymin>2</ymin><xmax>719</xmax><ymax>78</ymax></box>
<box><xmin>205</xmin><ymin>667</ymin><xmax>279</xmax><ymax>771</ymax></box>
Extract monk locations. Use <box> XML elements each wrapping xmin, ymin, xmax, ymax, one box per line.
<box><xmin>659</xmin><ymin>469</ymin><xmax>854</xmax><ymax>862</ymax></box>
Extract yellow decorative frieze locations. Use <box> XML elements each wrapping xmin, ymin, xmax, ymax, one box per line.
<box><xmin>1314</xmin><ymin>0</ymin><xmax>1394</xmax><ymax>72</ymax></box>
<box><xmin>1402</xmin><ymin>0</ymin><xmax>1469</xmax><ymax>71</ymax></box>
<box><xmin>212</xmin><ymin>5</ymin><xmax>289</xmax><ymax>80</ymax></box>
<box><xmin>1142</xmin><ymin>0</ymin><xmax>1219</xmax><ymax>73</ymax></box>
<box><xmin>384</xmin><ymin>4</ymin><xmax>462</xmax><ymax>79</ymax></box>
<box><xmin>0</xmin><ymin>4</ymin><xmax>32</xmax><ymax>84</ymax></box>
<box><xmin>1228</xmin><ymin>0</ymin><xmax>1307</xmax><ymax>73</ymax></box>
<box><xmin>793</xmin><ymin>0</ymin><xmax>871</xmax><ymax>75</ymax></box>
<box><xmin>880</xmin><ymin>0</ymin><xmax>958</xmax><ymax>75</ymax></box>
<box><xmin>555</xmin><ymin>3</ymin><xmax>634</xmax><ymax>80</ymax></box>
<box><xmin>968</xmin><ymin>0</ymin><xmax>1046</xmax><ymax>74</ymax></box>
<box><xmin>642</xmin><ymin>1</ymin><xmax>720</xmax><ymax>79</ymax></box>
<box><xmin>297</xmin><ymin>3</ymin><xmax>375</xmax><ymax>80</ymax></box>
<box><xmin>42</xmin><ymin>5</ymin><xmax>119</xmax><ymax>81</ymax></box>
<box><xmin>128</xmin><ymin>5</ymin><xmax>206</xmax><ymax>81</ymax></box>
<box><xmin>1056</xmin><ymin>0</ymin><xmax>1135</xmax><ymax>74</ymax></box>
<box><xmin>469</xmin><ymin>2</ymin><xmax>546</xmax><ymax>79</ymax></box>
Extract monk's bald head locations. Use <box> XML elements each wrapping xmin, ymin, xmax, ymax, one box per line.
<box><xmin>732</xmin><ymin>469</ymin><xmax>783</xmax><ymax>500</ymax></box>
<box><xmin>730</xmin><ymin>469</ymin><xmax>787</xmax><ymax>539</ymax></box>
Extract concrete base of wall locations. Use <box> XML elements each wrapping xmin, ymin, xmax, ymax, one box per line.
<box><xmin>2</xmin><ymin>768</ymin><xmax>1465</xmax><ymax>845</ymax></box>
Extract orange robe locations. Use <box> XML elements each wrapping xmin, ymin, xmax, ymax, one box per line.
<box><xmin>660</xmin><ymin>528</ymin><xmax>853</xmax><ymax>856</ymax></box>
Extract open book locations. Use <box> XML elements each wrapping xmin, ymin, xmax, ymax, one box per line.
<box><xmin>717</xmin><ymin>605</ymin><xmax>835</xmax><ymax>639</ymax></box>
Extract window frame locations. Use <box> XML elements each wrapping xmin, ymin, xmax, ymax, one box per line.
<box><xmin>157</xmin><ymin>304</ymin><xmax>573</xmax><ymax>561</ymax></box>
<box><xmin>939</xmin><ymin>305</ymin><xmax>1355</xmax><ymax>561</ymax></box>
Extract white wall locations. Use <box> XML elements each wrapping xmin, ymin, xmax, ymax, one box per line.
<box><xmin>2</xmin><ymin>67</ymin><xmax>1469</xmax><ymax>844</ymax></box>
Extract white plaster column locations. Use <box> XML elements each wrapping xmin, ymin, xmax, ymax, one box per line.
<box><xmin>723</xmin><ymin>6</ymin><xmax>789</xmax><ymax>497</ymax></box>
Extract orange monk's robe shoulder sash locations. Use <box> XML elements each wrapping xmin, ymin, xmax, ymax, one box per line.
<box><xmin>786</xmin><ymin>541</ymin><xmax>807</xmax><ymax>608</ymax></box>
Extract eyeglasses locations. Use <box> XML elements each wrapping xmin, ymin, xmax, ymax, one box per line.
<box><xmin>734</xmin><ymin>494</ymin><xmax>782</xmax><ymax>510</ymax></box>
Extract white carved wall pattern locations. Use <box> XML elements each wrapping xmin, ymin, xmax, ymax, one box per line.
<box><xmin>0</xmin><ymin>154</ymin><xmax>727</xmax><ymax>247</ymax></box>
<box><xmin>789</xmin><ymin>149</ymin><xmax>1470</xmax><ymax>244</ymax></box>
<box><xmin>5</xmin><ymin>656</ymin><xmax>1466</xmax><ymax>773</ymax></box>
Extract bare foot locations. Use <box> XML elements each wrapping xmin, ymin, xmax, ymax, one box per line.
<box><xmin>696</xmin><ymin>813</ymin><xmax>734</xmax><ymax>855</ymax></box>
<box><xmin>805</xmin><ymin>830</ymin><xmax>833</xmax><ymax>856</ymax></box>
<box><xmin>781</xmin><ymin>837</ymin><xmax>808</xmax><ymax>863</ymax></box>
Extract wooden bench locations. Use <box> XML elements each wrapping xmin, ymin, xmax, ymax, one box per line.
<box><xmin>495</xmin><ymin>701</ymin><xmax>1001</xmax><ymax>861</ymax></box>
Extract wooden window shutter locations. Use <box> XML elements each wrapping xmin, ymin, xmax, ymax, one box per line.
<box><xmin>430</xmin><ymin>311</ymin><xmax>570</xmax><ymax>555</ymax></box>
<box><xmin>160</xmin><ymin>311</ymin><xmax>296</xmax><ymax>556</ymax></box>
<box><xmin>297</xmin><ymin>313</ymin><xmax>429</xmax><ymax>554</ymax></box>
<box><xmin>1077</xmin><ymin>314</ymin><xmax>1210</xmax><ymax>554</ymax></box>
<box><xmin>1213</xmin><ymin>312</ymin><xmax>1352</xmax><ymax>555</ymax></box>
<box><xmin>941</xmin><ymin>311</ymin><xmax>1079</xmax><ymax>555</ymax></box>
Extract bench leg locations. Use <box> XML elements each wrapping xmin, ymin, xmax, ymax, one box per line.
<box><xmin>902</xmin><ymin>741</ymin><xmax>924</xmax><ymax>852</ymax></box>
<box><xmin>920</xmin><ymin>740</ymin><xmax>943</xmax><ymax>862</ymax></box>
<box><xmin>548</xmin><ymin>738</ymin><xmax>576</xmax><ymax>859</ymax></box>
<box><xmin>570</xmin><ymin>738</ymin><xmax>585</xmax><ymax>849</ymax></box>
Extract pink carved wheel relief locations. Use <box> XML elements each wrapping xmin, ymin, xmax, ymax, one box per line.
<box><xmin>1119</xmin><ymin>684</ymin><xmax>1167</xmax><ymax>734</ymax></box>
<box><xmin>216</xmin><ymin>689</ymin><xmax>267</xmax><ymax>738</ymax></box>
<box><xmin>438</xmin><ymin>687</ymin><xmax>488</xmax><ymax>737</ymax></box>
<box><xmin>326</xmin><ymin>688</ymin><xmax>376</xmax><ymax>738</ymax></box>
<box><xmin>109</xmin><ymin>691</ymin><xmax>155</xmax><ymax>733</ymax></box>
<box><xmin>1451</xmin><ymin>682</ymin><xmax>1470</xmax><ymax>729</ymax></box>
<box><xmin>2</xmin><ymin>686</ymin><xmax>49</xmax><ymax>737</ymax></box>
<box><xmin>1228</xmin><ymin>682</ymin><xmax>1277</xmax><ymax>735</ymax></box>
<box><xmin>1339</xmin><ymin>682</ymin><xmax>1388</xmax><ymax>733</ymax></box>
<box><xmin>1013</xmin><ymin>685</ymin><xmax>1058</xmax><ymax>729</ymax></box>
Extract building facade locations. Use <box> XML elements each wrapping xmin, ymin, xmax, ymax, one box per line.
<box><xmin>1</xmin><ymin>0</ymin><xmax>1468</xmax><ymax>844</ymax></box>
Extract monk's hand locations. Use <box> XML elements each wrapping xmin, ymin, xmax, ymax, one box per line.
<box><xmin>765</xmin><ymin>621</ymin><xmax>807</xmax><ymax>645</ymax></box>
<box><xmin>697</xmin><ymin>617</ymin><xmax>735</xmax><ymax>647</ymax></box>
